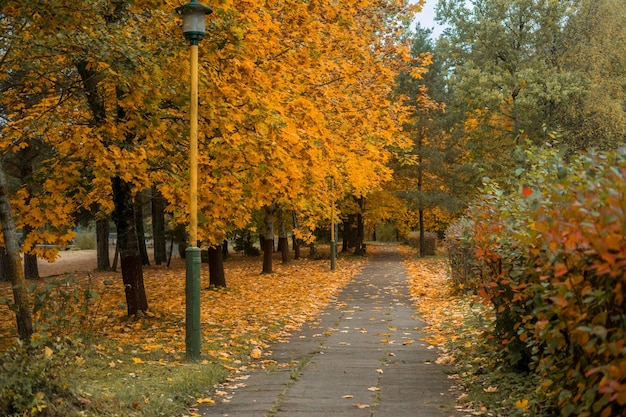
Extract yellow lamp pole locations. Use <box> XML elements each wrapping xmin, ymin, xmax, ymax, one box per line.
<box><xmin>330</xmin><ymin>178</ymin><xmax>336</xmax><ymax>271</ymax></box>
<box><xmin>189</xmin><ymin>44</ymin><xmax>199</xmax><ymax>248</ymax></box>
<box><xmin>175</xmin><ymin>0</ymin><xmax>212</xmax><ymax>361</ymax></box>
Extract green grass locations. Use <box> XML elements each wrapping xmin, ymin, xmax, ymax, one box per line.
<box><xmin>68</xmin><ymin>343</ymin><xmax>228</xmax><ymax>417</ymax></box>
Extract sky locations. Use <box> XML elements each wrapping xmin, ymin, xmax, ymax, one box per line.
<box><xmin>413</xmin><ymin>0</ymin><xmax>445</xmax><ymax>38</ymax></box>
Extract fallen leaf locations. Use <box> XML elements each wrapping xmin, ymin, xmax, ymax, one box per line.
<box><xmin>342</xmin><ymin>395</ymin><xmax>354</xmax><ymax>399</ymax></box>
<box><xmin>515</xmin><ymin>398</ymin><xmax>530</xmax><ymax>410</ymax></box>
<box><xmin>132</xmin><ymin>357</ymin><xmax>144</xmax><ymax>364</ymax></box>
<box><xmin>483</xmin><ymin>386</ymin><xmax>498</xmax><ymax>393</ymax></box>
<box><xmin>250</xmin><ymin>347</ymin><xmax>262</xmax><ymax>359</ymax></box>
<box><xmin>197</xmin><ymin>398</ymin><xmax>215</xmax><ymax>404</ymax></box>
<box><xmin>367</xmin><ymin>386</ymin><xmax>380</xmax><ymax>391</ymax></box>
<box><xmin>354</xmin><ymin>403</ymin><xmax>370</xmax><ymax>409</ymax></box>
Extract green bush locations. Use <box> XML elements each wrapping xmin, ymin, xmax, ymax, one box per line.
<box><xmin>73</xmin><ymin>232</ymin><xmax>95</xmax><ymax>250</ymax></box>
<box><xmin>0</xmin><ymin>340</ymin><xmax>85</xmax><ymax>416</ymax></box>
<box><xmin>446</xmin><ymin>147</ymin><xmax>626</xmax><ymax>416</ymax></box>
<box><xmin>406</xmin><ymin>231</ymin><xmax>438</xmax><ymax>255</ymax></box>
<box><xmin>444</xmin><ymin>218</ymin><xmax>475</xmax><ymax>292</ymax></box>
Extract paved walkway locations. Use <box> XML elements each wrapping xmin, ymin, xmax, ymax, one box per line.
<box><xmin>200</xmin><ymin>246</ymin><xmax>459</xmax><ymax>417</ymax></box>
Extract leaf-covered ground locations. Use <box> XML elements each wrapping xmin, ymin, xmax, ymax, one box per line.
<box><xmin>1</xmin><ymin>246</ymin><xmax>540</xmax><ymax>416</ymax></box>
<box><xmin>404</xmin><ymin>254</ymin><xmax>541</xmax><ymax>417</ymax></box>
<box><xmin>0</xmin><ymin>249</ymin><xmax>366</xmax><ymax>416</ymax></box>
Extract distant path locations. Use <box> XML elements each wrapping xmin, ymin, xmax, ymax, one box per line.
<box><xmin>35</xmin><ymin>249</ymin><xmax>102</xmax><ymax>277</ymax></box>
<box><xmin>200</xmin><ymin>245</ymin><xmax>459</xmax><ymax>417</ymax></box>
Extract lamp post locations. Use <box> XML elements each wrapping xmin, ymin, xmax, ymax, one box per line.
<box><xmin>330</xmin><ymin>178</ymin><xmax>336</xmax><ymax>271</ymax></box>
<box><xmin>176</xmin><ymin>0</ymin><xmax>212</xmax><ymax>361</ymax></box>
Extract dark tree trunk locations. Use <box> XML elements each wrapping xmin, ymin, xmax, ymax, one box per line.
<box><xmin>23</xmin><ymin>252</ymin><xmax>39</xmax><ymax>280</ymax></box>
<box><xmin>262</xmin><ymin>206</ymin><xmax>275</xmax><ymax>274</ymax></box>
<box><xmin>353</xmin><ymin>198</ymin><xmax>365</xmax><ymax>256</ymax></box>
<box><xmin>292</xmin><ymin>210</ymin><xmax>301</xmax><ymax>260</ymax></box>
<box><xmin>0</xmin><ymin>247</ymin><xmax>9</xmax><ymax>282</ymax></box>
<box><xmin>222</xmin><ymin>240</ymin><xmax>229</xmax><ymax>259</ymax></box>
<box><xmin>208</xmin><ymin>245</ymin><xmax>226</xmax><ymax>287</ymax></box>
<box><xmin>262</xmin><ymin>238</ymin><xmax>273</xmax><ymax>273</ymax></box>
<box><xmin>134</xmin><ymin>190</ymin><xmax>150</xmax><ymax>266</ymax></box>
<box><xmin>277</xmin><ymin>206</ymin><xmax>290</xmax><ymax>264</ymax></box>
<box><xmin>18</xmin><ymin>148</ymin><xmax>39</xmax><ymax>280</ymax></box>
<box><xmin>341</xmin><ymin>219</ymin><xmax>350</xmax><ymax>253</ymax></box>
<box><xmin>151</xmin><ymin>186</ymin><xmax>167</xmax><ymax>265</ymax></box>
<box><xmin>417</xmin><ymin>127</ymin><xmax>425</xmax><ymax>257</ymax></box>
<box><xmin>112</xmin><ymin>177</ymin><xmax>148</xmax><ymax>316</ymax></box>
<box><xmin>0</xmin><ymin>160</ymin><xmax>33</xmax><ymax>342</ymax></box>
<box><xmin>23</xmin><ymin>225</ymin><xmax>39</xmax><ymax>280</ymax></box>
<box><xmin>96</xmin><ymin>217</ymin><xmax>111</xmax><ymax>270</ymax></box>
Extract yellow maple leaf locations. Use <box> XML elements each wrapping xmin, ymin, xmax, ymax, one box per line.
<box><xmin>132</xmin><ymin>357</ymin><xmax>144</xmax><ymax>364</ymax></box>
<box><xmin>515</xmin><ymin>399</ymin><xmax>530</xmax><ymax>410</ymax></box>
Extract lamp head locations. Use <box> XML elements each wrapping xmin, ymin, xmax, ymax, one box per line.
<box><xmin>175</xmin><ymin>0</ymin><xmax>213</xmax><ymax>45</ymax></box>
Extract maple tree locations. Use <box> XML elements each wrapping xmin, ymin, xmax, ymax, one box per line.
<box><xmin>0</xmin><ymin>0</ymin><xmax>432</xmax><ymax>337</ymax></box>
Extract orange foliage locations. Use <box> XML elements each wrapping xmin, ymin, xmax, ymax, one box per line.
<box><xmin>0</xmin><ymin>252</ymin><xmax>365</xmax><ymax>358</ymax></box>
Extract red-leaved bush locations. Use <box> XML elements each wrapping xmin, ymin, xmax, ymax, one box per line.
<box><xmin>446</xmin><ymin>148</ymin><xmax>626</xmax><ymax>416</ymax></box>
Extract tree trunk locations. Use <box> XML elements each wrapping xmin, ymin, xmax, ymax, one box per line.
<box><xmin>0</xmin><ymin>247</ymin><xmax>9</xmax><ymax>282</ymax></box>
<box><xmin>0</xmin><ymin>160</ymin><xmax>33</xmax><ymax>342</ymax></box>
<box><xmin>417</xmin><ymin>126</ymin><xmax>425</xmax><ymax>257</ymax></box>
<box><xmin>222</xmin><ymin>239</ymin><xmax>229</xmax><ymax>259</ymax></box>
<box><xmin>112</xmin><ymin>177</ymin><xmax>148</xmax><ymax>316</ymax></box>
<box><xmin>291</xmin><ymin>211</ymin><xmax>301</xmax><ymax>260</ymax></box>
<box><xmin>341</xmin><ymin>218</ymin><xmax>350</xmax><ymax>252</ymax></box>
<box><xmin>208</xmin><ymin>245</ymin><xmax>226</xmax><ymax>287</ymax></box>
<box><xmin>151</xmin><ymin>186</ymin><xmax>167</xmax><ymax>265</ymax></box>
<box><xmin>134</xmin><ymin>190</ymin><xmax>150</xmax><ymax>266</ymax></box>
<box><xmin>353</xmin><ymin>198</ymin><xmax>365</xmax><ymax>256</ymax></box>
<box><xmin>23</xmin><ymin>252</ymin><xmax>39</xmax><ymax>280</ymax></box>
<box><xmin>96</xmin><ymin>216</ymin><xmax>111</xmax><ymax>270</ymax></box>
<box><xmin>23</xmin><ymin>225</ymin><xmax>39</xmax><ymax>280</ymax></box>
<box><xmin>277</xmin><ymin>206</ymin><xmax>290</xmax><ymax>264</ymax></box>
<box><xmin>262</xmin><ymin>205</ymin><xmax>275</xmax><ymax>274</ymax></box>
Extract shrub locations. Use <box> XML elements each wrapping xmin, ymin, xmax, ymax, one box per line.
<box><xmin>444</xmin><ymin>218</ymin><xmax>476</xmax><ymax>292</ymax></box>
<box><xmin>73</xmin><ymin>232</ymin><xmax>95</xmax><ymax>250</ymax></box>
<box><xmin>406</xmin><ymin>231</ymin><xmax>438</xmax><ymax>255</ymax></box>
<box><xmin>0</xmin><ymin>339</ymin><xmax>85</xmax><ymax>416</ymax></box>
<box><xmin>447</xmin><ymin>147</ymin><xmax>626</xmax><ymax>416</ymax></box>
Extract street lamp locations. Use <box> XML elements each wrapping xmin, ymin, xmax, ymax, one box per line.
<box><xmin>176</xmin><ymin>0</ymin><xmax>212</xmax><ymax>361</ymax></box>
<box><xmin>330</xmin><ymin>178</ymin><xmax>337</xmax><ymax>271</ymax></box>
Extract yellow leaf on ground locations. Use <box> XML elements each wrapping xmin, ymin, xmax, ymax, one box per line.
<box><xmin>132</xmin><ymin>357</ymin><xmax>144</xmax><ymax>364</ymax></box>
<box><xmin>197</xmin><ymin>398</ymin><xmax>215</xmax><ymax>404</ymax></box>
<box><xmin>250</xmin><ymin>347</ymin><xmax>262</xmax><ymax>359</ymax></box>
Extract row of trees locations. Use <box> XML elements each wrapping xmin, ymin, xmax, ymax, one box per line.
<box><xmin>2</xmin><ymin>0</ymin><xmax>624</xmax><ymax>343</ymax></box>
<box><xmin>0</xmin><ymin>0</ymin><xmax>433</xmax><ymax>341</ymax></box>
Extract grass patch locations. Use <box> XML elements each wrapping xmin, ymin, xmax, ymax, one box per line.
<box><xmin>74</xmin><ymin>345</ymin><xmax>227</xmax><ymax>417</ymax></box>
